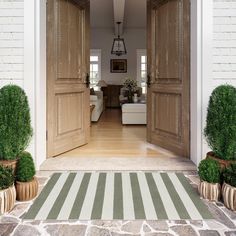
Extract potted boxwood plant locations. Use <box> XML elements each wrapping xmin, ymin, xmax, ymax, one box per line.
<box><xmin>198</xmin><ymin>158</ymin><xmax>221</xmax><ymax>201</ymax></box>
<box><xmin>204</xmin><ymin>84</ymin><xmax>236</xmax><ymax>169</ymax></box>
<box><xmin>0</xmin><ymin>165</ymin><xmax>16</xmax><ymax>214</ymax></box>
<box><xmin>15</xmin><ymin>152</ymin><xmax>38</xmax><ymax>201</ymax></box>
<box><xmin>222</xmin><ymin>163</ymin><xmax>236</xmax><ymax>211</ymax></box>
<box><xmin>0</xmin><ymin>85</ymin><xmax>33</xmax><ymax>172</ymax></box>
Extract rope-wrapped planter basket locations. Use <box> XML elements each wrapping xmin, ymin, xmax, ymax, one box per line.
<box><xmin>198</xmin><ymin>181</ymin><xmax>221</xmax><ymax>201</ymax></box>
<box><xmin>16</xmin><ymin>177</ymin><xmax>39</xmax><ymax>201</ymax></box>
<box><xmin>0</xmin><ymin>160</ymin><xmax>18</xmax><ymax>175</ymax></box>
<box><xmin>222</xmin><ymin>183</ymin><xmax>236</xmax><ymax>211</ymax></box>
<box><xmin>0</xmin><ymin>185</ymin><xmax>16</xmax><ymax>214</ymax></box>
<box><xmin>16</xmin><ymin>177</ymin><xmax>38</xmax><ymax>202</ymax></box>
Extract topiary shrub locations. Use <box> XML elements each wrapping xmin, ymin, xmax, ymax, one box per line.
<box><xmin>16</xmin><ymin>152</ymin><xmax>35</xmax><ymax>182</ymax></box>
<box><xmin>223</xmin><ymin>163</ymin><xmax>236</xmax><ymax>188</ymax></box>
<box><xmin>0</xmin><ymin>85</ymin><xmax>33</xmax><ymax>160</ymax></box>
<box><xmin>204</xmin><ymin>84</ymin><xmax>236</xmax><ymax>160</ymax></box>
<box><xmin>198</xmin><ymin>158</ymin><xmax>221</xmax><ymax>183</ymax></box>
<box><xmin>0</xmin><ymin>165</ymin><xmax>14</xmax><ymax>190</ymax></box>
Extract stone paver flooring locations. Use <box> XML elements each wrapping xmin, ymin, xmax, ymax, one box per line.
<box><xmin>0</xmin><ymin>171</ymin><xmax>236</xmax><ymax>236</ymax></box>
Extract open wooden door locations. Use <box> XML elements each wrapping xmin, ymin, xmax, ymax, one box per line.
<box><xmin>47</xmin><ymin>0</ymin><xmax>90</xmax><ymax>157</ymax></box>
<box><xmin>147</xmin><ymin>0</ymin><xmax>190</xmax><ymax>157</ymax></box>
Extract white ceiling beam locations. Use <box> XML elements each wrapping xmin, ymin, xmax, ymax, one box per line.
<box><xmin>113</xmin><ymin>0</ymin><xmax>125</xmax><ymax>35</ymax></box>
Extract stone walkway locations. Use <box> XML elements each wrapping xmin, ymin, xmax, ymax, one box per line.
<box><xmin>0</xmin><ymin>171</ymin><xmax>236</xmax><ymax>236</ymax></box>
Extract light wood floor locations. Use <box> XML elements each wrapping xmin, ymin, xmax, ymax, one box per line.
<box><xmin>41</xmin><ymin>109</ymin><xmax>196</xmax><ymax>171</ymax></box>
<box><xmin>58</xmin><ymin>109</ymin><xmax>178</xmax><ymax>158</ymax></box>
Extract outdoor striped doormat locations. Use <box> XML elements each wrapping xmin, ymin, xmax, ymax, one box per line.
<box><xmin>23</xmin><ymin>172</ymin><xmax>213</xmax><ymax>221</ymax></box>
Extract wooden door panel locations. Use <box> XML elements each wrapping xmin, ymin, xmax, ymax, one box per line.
<box><xmin>147</xmin><ymin>0</ymin><xmax>190</xmax><ymax>157</ymax></box>
<box><xmin>156</xmin><ymin>1</ymin><xmax>180</xmax><ymax>80</ymax></box>
<box><xmin>54</xmin><ymin>90</ymin><xmax>87</xmax><ymax>154</ymax></box>
<box><xmin>57</xmin><ymin>0</ymin><xmax>69</xmax><ymax>79</ymax></box>
<box><xmin>47</xmin><ymin>0</ymin><xmax>90</xmax><ymax>157</ymax></box>
<box><xmin>167</xmin><ymin>2</ymin><xmax>179</xmax><ymax>78</ymax></box>
<box><xmin>56</xmin><ymin>92</ymin><xmax>83</xmax><ymax>135</ymax></box>
<box><xmin>153</xmin><ymin>92</ymin><xmax>181</xmax><ymax>137</ymax></box>
<box><xmin>68</xmin><ymin>2</ymin><xmax>81</xmax><ymax>78</ymax></box>
<box><xmin>57</xmin><ymin>1</ymin><xmax>82</xmax><ymax>80</ymax></box>
<box><xmin>156</xmin><ymin>3</ymin><xmax>168</xmax><ymax>78</ymax></box>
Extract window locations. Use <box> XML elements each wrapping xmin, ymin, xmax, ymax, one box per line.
<box><xmin>137</xmin><ymin>49</ymin><xmax>147</xmax><ymax>94</ymax></box>
<box><xmin>90</xmin><ymin>49</ymin><xmax>101</xmax><ymax>90</ymax></box>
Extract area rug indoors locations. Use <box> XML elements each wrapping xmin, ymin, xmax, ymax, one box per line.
<box><xmin>23</xmin><ymin>172</ymin><xmax>213</xmax><ymax>221</ymax></box>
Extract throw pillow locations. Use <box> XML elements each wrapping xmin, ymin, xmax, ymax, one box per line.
<box><xmin>123</xmin><ymin>89</ymin><xmax>129</xmax><ymax>97</ymax></box>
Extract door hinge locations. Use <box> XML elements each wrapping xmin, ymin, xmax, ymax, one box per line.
<box><xmin>46</xmin><ymin>131</ymin><xmax>48</xmax><ymax>141</ymax></box>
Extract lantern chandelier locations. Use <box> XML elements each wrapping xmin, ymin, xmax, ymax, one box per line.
<box><xmin>111</xmin><ymin>22</ymin><xmax>127</xmax><ymax>56</ymax></box>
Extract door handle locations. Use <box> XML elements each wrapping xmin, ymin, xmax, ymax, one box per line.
<box><xmin>147</xmin><ymin>74</ymin><xmax>151</xmax><ymax>88</ymax></box>
<box><xmin>86</xmin><ymin>73</ymin><xmax>90</xmax><ymax>88</ymax></box>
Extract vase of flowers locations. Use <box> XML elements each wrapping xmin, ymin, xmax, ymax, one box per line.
<box><xmin>133</xmin><ymin>93</ymin><xmax>138</xmax><ymax>103</ymax></box>
<box><xmin>123</xmin><ymin>78</ymin><xmax>138</xmax><ymax>103</ymax></box>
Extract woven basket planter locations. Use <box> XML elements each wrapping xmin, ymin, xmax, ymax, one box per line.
<box><xmin>198</xmin><ymin>181</ymin><xmax>221</xmax><ymax>201</ymax></box>
<box><xmin>222</xmin><ymin>182</ymin><xmax>236</xmax><ymax>211</ymax></box>
<box><xmin>0</xmin><ymin>159</ymin><xmax>18</xmax><ymax>175</ymax></box>
<box><xmin>0</xmin><ymin>185</ymin><xmax>16</xmax><ymax>214</ymax></box>
<box><xmin>16</xmin><ymin>177</ymin><xmax>39</xmax><ymax>201</ymax></box>
<box><xmin>206</xmin><ymin>152</ymin><xmax>236</xmax><ymax>170</ymax></box>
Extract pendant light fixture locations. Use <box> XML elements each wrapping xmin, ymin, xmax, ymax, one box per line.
<box><xmin>111</xmin><ymin>22</ymin><xmax>127</xmax><ymax>56</ymax></box>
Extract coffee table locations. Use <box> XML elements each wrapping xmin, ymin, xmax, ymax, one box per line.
<box><xmin>121</xmin><ymin>103</ymin><xmax>147</xmax><ymax>125</ymax></box>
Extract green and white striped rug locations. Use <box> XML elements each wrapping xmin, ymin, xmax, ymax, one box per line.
<box><xmin>23</xmin><ymin>172</ymin><xmax>212</xmax><ymax>220</ymax></box>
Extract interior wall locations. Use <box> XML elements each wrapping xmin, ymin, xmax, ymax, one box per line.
<box><xmin>91</xmin><ymin>28</ymin><xmax>146</xmax><ymax>85</ymax></box>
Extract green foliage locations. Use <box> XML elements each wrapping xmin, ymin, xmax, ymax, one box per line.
<box><xmin>223</xmin><ymin>163</ymin><xmax>236</xmax><ymax>187</ymax></box>
<box><xmin>123</xmin><ymin>78</ymin><xmax>138</xmax><ymax>92</ymax></box>
<box><xmin>0</xmin><ymin>85</ymin><xmax>33</xmax><ymax>160</ymax></box>
<box><xmin>198</xmin><ymin>158</ymin><xmax>221</xmax><ymax>183</ymax></box>
<box><xmin>204</xmin><ymin>85</ymin><xmax>236</xmax><ymax>160</ymax></box>
<box><xmin>16</xmin><ymin>151</ymin><xmax>35</xmax><ymax>182</ymax></box>
<box><xmin>0</xmin><ymin>165</ymin><xmax>14</xmax><ymax>190</ymax></box>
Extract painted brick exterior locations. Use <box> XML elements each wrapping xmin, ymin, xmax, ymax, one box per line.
<box><xmin>0</xmin><ymin>0</ymin><xmax>24</xmax><ymax>88</ymax></box>
<box><xmin>213</xmin><ymin>0</ymin><xmax>236</xmax><ymax>81</ymax></box>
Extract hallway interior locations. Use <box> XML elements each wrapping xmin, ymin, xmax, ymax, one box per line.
<box><xmin>40</xmin><ymin>109</ymin><xmax>196</xmax><ymax>171</ymax></box>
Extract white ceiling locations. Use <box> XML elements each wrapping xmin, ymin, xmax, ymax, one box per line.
<box><xmin>90</xmin><ymin>0</ymin><xmax>146</xmax><ymax>30</ymax></box>
<box><xmin>90</xmin><ymin>0</ymin><xmax>114</xmax><ymax>28</ymax></box>
<box><xmin>123</xmin><ymin>0</ymin><xmax>146</xmax><ymax>28</ymax></box>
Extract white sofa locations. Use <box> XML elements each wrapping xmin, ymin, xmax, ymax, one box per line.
<box><xmin>122</xmin><ymin>103</ymin><xmax>147</xmax><ymax>124</ymax></box>
<box><xmin>90</xmin><ymin>91</ymin><xmax>103</xmax><ymax>122</ymax></box>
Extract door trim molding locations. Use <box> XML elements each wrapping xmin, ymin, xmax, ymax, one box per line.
<box><xmin>24</xmin><ymin>0</ymin><xmax>47</xmax><ymax>169</ymax></box>
<box><xmin>24</xmin><ymin>0</ymin><xmax>213</xmax><ymax>169</ymax></box>
<box><xmin>190</xmin><ymin>0</ymin><xmax>213</xmax><ymax>165</ymax></box>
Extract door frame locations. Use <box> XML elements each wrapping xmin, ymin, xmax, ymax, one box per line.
<box><xmin>24</xmin><ymin>0</ymin><xmax>213</xmax><ymax>169</ymax></box>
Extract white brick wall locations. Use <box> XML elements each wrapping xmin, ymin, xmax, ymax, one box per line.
<box><xmin>213</xmin><ymin>0</ymin><xmax>236</xmax><ymax>81</ymax></box>
<box><xmin>201</xmin><ymin>0</ymin><xmax>236</xmax><ymax>160</ymax></box>
<box><xmin>0</xmin><ymin>0</ymin><xmax>24</xmax><ymax>88</ymax></box>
